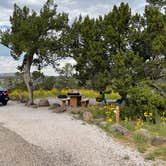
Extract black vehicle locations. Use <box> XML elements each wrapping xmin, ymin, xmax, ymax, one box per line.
<box><xmin>0</xmin><ymin>86</ymin><xmax>9</xmax><ymax>105</ymax></box>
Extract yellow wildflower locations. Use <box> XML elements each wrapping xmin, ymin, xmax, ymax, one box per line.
<box><xmin>107</xmin><ymin>118</ymin><xmax>112</xmax><ymax>123</ymax></box>
<box><xmin>149</xmin><ymin>112</ymin><xmax>153</xmax><ymax>117</ymax></box>
<box><xmin>144</xmin><ymin>112</ymin><xmax>148</xmax><ymax>117</ymax></box>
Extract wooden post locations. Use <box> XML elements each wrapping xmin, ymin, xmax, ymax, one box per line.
<box><xmin>116</xmin><ymin>106</ymin><xmax>120</xmax><ymax>124</ymax></box>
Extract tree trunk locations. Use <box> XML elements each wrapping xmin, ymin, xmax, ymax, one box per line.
<box><xmin>24</xmin><ymin>55</ymin><xmax>33</xmax><ymax>106</ymax></box>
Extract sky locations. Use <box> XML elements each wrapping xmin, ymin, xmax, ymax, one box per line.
<box><xmin>0</xmin><ymin>0</ymin><xmax>146</xmax><ymax>76</ymax></box>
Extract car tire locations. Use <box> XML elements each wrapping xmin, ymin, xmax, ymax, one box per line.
<box><xmin>2</xmin><ymin>101</ymin><xmax>7</xmax><ymax>105</ymax></box>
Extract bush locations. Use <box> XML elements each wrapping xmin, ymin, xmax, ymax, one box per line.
<box><xmin>88</xmin><ymin>105</ymin><xmax>116</xmax><ymax>122</ymax></box>
<box><xmin>121</xmin><ymin>85</ymin><xmax>166</xmax><ymax>120</ymax></box>
<box><xmin>9</xmin><ymin>89</ymin><xmax>28</xmax><ymax>100</ymax></box>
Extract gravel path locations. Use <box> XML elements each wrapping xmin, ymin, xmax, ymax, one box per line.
<box><xmin>0</xmin><ymin>101</ymin><xmax>162</xmax><ymax>166</ymax></box>
<box><xmin>0</xmin><ymin>124</ymin><xmax>60</xmax><ymax>166</ymax></box>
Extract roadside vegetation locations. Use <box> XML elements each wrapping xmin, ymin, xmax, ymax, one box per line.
<box><xmin>69</xmin><ymin>102</ymin><xmax>166</xmax><ymax>161</ymax></box>
<box><xmin>9</xmin><ymin>88</ymin><xmax>120</xmax><ymax>100</ymax></box>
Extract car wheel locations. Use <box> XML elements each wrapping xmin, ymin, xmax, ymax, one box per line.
<box><xmin>2</xmin><ymin>101</ymin><xmax>7</xmax><ymax>105</ymax></box>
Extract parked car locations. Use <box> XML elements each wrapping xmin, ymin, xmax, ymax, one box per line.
<box><xmin>0</xmin><ymin>86</ymin><xmax>9</xmax><ymax>105</ymax></box>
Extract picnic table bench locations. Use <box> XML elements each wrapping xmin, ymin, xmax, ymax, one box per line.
<box><xmin>61</xmin><ymin>97</ymin><xmax>89</xmax><ymax>107</ymax></box>
<box><xmin>80</xmin><ymin>98</ymin><xmax>89</xmax><ymax>107</ymax></box>
<box><xmin>61</xmin><ymin>98</ymin><xmax>70</xmax><ymax>107</ymax></box>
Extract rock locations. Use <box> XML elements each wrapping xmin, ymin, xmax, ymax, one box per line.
<box><xmin>110</xmin><ymin>124</ymin><xmax>130</xmax><ymax>135</ymax></box>
<box><xmin>83</xmin><ymin>111</ymin><xmax>93</xmax><ymax>122</ymax></box>
<box><xmin>151</xmin><ymin>136</ymin><xmax>166</xmax><ymax>146</ymax></box>
<box><xmin>73</xmin><ymin>114</ymin><xmax>80</xmax><ymax>119</ymax></box>
<box><xmin>93</xmin><ymin>118</ymin><xmax>105</xmax><ymax>125</ymax></box>
<box><xmin>38</xmin><ymin>99</ymin><xmax>50</xmax><ymax>107</ymax></box>
<box><xmin>99</xmin><ymin>121</ymin><xmax>107</xmax><ymax>128</ymax></box>
<box><xmin>70</xmin><ymin>107</ymin><xmax>84</xmax><ymax>114</ymax></box>
<box><xmin>135</xmin><ymin>128</ymin><xmax>149</xmax><ymax>138</ymax></box>
<box><xmin>53</xmin><ymin>107</ymin><xmax>67</xmax><ymax>113</ymax></box>
<box><xmin>49</xmin><ymin>103</ymin><xmax>61</xmax><ymax>109</ymax></box>
<box><xmin>31</xmin><ymin>104</ymin><xmax>38</xmax><ymax>109</ymax></box>
<box><xmin>20</xmin><ymin>98</ymin><xmax>28</xmax><ymax>103</ymax></box>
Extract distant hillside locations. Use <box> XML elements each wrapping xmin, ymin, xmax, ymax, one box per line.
<box><xmin>0</xmin><ymin>73</ymin><xmax>15</xmax><ymax>78</ymax></box>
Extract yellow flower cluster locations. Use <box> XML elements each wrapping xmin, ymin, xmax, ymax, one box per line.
<box><xmin>107</xmin><ymin>118</ymin><xmax>113</xmax><ymax>123</ymax></box>
<box><xmin>88</xmin><ymin>104</ymin><xmax>115</xmax><ymax>122</ymax></box>
<box><xmin>10</xmin><ymin>88</ymin><xmax>120</xmax><ymax>101</ymax></box>
<box><xmin>135</xmin><ymin>119</ymin><xmax>144</xmax><ymax>130</ymax></box>
<box><xmin>144</xmin><ymin>112</ymin><xmax>153</xmax><ymax>120</ymax></box>
<box><xmin>161</xmin><ymin>117</ymin><xmax>166</xmax><ymax>122</ymax></box>
<box><xmin>9</xmin><ymin>89</ymin><xmax>28</xmax><ymax>100</ymax></box>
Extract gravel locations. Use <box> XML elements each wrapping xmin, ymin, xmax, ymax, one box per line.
<box><xmin>0</xmin><ymin>124</ymin><xmax>60</xmax><ymax>166</ymax></box>
<box><xmin>0</xmin><ymin>101</ymin><xmax>163</xmax><ymax>166</ymax></box>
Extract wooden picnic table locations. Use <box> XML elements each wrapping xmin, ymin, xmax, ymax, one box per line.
<box><xmin>68</xmin><ymin>94</ymin><xmax>82</xmax><ymax>107</ymax></box>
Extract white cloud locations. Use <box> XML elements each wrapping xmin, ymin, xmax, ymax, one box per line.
<box><xmin>59</xmin><ymin>0</ymin><xmax>77</xmax><ymax>5</ymax></box>
<box><xmin>0</xmin><ymin>7</ymin><xmax>12</xmax><ymax>26</ymax></box>
<box><xmin>40</xmin><ymin>58</ymin><xmax>77</xmax><ymax>76</ymax></box>
<box><xmin>13</xmin><ymin>0</ymin><xmax>45</xmax><ymax>7</ymax></box>
<box><xmin>0</xmin><ymin>56</ymin><xmax>20</xmax><ymax>73</ymax></box>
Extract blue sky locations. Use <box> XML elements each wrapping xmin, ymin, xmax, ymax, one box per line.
<box><xmin>0</xmin><ymin>0</ymin><xmax>146</xmax><ymax>75</ymax></box>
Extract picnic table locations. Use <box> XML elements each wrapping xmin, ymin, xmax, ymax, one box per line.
<box><xmin>68</xmin><ymin>92</ymin><xmax>82</xmax><ymax>107</ymax></box>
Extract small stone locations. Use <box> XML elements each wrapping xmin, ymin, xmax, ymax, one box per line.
<box><xmin>151</xmin><ymin>136</ymin><xmax>166</xmax><ymax>146</ymax></box>
<box><xmin>73</xmin><ymin>114</ymin><xmax>80</xmax><ymax>119</ymax></box>
<box><xmin>53</xmin><ymin>107</ymin><xmax>66</xmax><ymax>113</ymax></box>
<box><xmin>83</xmin><ymin>111</ymin><xmax>93</xmax><ymax>122</ymax></box>
<box><xmin>135</xmin><ymin>128</ymin><xmax>149</xmax><ymax>137</ymax></box>
<box><xmin>93</xmin><ymin>118</ymin><xmax>105</xmax><ymax>125</ymax></box>
<box><xmin>38</xmin><ymin>99</ymin><xmax>50</xmax><ymax>107</ymax></box>
<box><xmin>109</xmin><ymin>124</ymin><xmax>130</xmax><ymax>135</ymax></box>
<box><xmin>99</xmin><ymin>121</ymin><xmax>107</xmax><ymax>128</ymax></box>
<box><xmin>70</xmin><ymin>107</ymin><xmax>84</xmax><ymax>114</ymax></box>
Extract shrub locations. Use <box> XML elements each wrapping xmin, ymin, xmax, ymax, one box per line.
<box><xmin>133</xmin><ymin>132</ymin><xmax>149</xmax><ymax>144</ymax></box>
<box><xmin>121</xmin><ymin>85</ymin><xmax>166</xmax><ymax>120</ymax></box>
<box><xmin>9</xmin><ymin>89</ymin><xmax>28</xmax><ymax>100</ymax></box>
<box><xmin>88</xmin><ymin>105</ymin><xmax>116</xmax><ymax>122</ymax></box>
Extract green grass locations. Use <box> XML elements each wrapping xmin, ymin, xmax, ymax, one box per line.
<box><xmin>121</xmin><ymin>121</ymin><xmax>135</xmax><ymax>131</ymax></box>
<box><xmin>105</xmin><ymin>121</ymin><xmax>166</xmax><ymax>160</ymax></box>
<box><xmin>144</xmin><ymin>122</ymin><xmax>166</xmax><ymax>137</ymax></box>
<box><xmin>145</xmin><ymin>145</ymin><xmax>166</xmax><ymax>161</ymax></box>
<box><xmin>133</xmin><ymin>132</ymin><xmax>149</xmax><ymax>144</ymax></box>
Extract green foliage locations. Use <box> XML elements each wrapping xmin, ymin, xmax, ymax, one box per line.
<box><xmin>88</xmin><ymin>105</ymin><xmax>116</xmax><ymax>122</ymax></box>
<box><xmin>70</xmin><ymin>3</ymin><xmax>132</xmax><ymax>90</ymax></box>
<box><xmin>111</xmin><ymin>50</ymin><xmax>143</xmax><ymax>96</ymax></box>
<box><xmin>144</xmin><ymin>122</ymin><xmax>166</xmax><ymax>136</ymax></box>
<box><xmin>146</xmin><ymin>145</ymin><xmax>166</xmax><ymax>161</ymax></box>
<box><xmin>121</xmin><ymin>84</ymin><xmax>166</xmax><ymax>119</ymax></box>
<box><xmin>133</xmin><ymin>132</ymin><xmax>149</xmax><ymax>144</ymax></box>
<box><xmin>147</xmin><ymin>0</ymin><xmax>166</xmax><ymax>8</ymax></box>
<box><xmin>70</xmin><ymin>15</ymin><xmax>109</xmax><ymax>89</ymax></box>
<box><xmin>32</xmin><ymin>71</ymin><xmax>44</xmax><ymax>80</ymax></box>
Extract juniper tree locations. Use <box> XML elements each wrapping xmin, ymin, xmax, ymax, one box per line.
<box><xmin>1</xmin><ymin>0</ymin><xmax>69</xmax><ymax>105</ymax></box>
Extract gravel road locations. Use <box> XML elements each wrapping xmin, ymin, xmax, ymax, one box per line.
<box><xmin>0</xmin><ymin>101</ymin><xmax>163</xmax><ymax>166</ymax></box>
